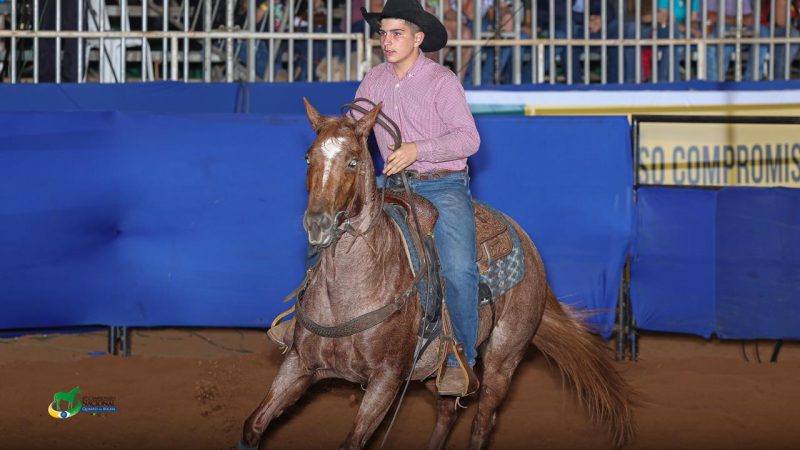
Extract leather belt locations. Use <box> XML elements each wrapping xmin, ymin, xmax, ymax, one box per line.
<box><xmin>405</xmin><ymin>168</ymin><xmax>467</xmax><ymax>181</ymax></box>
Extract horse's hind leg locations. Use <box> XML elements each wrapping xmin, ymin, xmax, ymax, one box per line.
<box><xmin>468</xmin><ymin>290</ymin><xmax>541</xmax><ymax>449</ymax></box>
<box><xmin>425</xmin><ymin>383</ymin><xmax>459</xmax><ymax>450</ymax></box>
<box><xmin>468</xmin><ymin>339</ymin><xmax>529</xmax><ymax>450</ymax></box>
<box><xmin>240</xmin><ymin>351</ymin><xmax>314</xmax><ymax>450</ymax></box>
<box><xmin>340</xmin><ymin>372</ymin><xmax>403</xmax><ymax>450</ymax></box>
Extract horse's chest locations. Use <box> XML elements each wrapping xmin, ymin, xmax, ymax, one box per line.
<box><xmin>295</xmin><ymin>333</ymin><xmax>371</xmax><ymax>383</ymax></box>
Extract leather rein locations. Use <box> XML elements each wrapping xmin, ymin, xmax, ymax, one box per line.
<box><xmin>291</xmin><ymin>98</ymin><xmax>437</xmax><ymax>339</ymax></box>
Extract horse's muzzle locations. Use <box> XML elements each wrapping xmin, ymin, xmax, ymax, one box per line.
<box><xmin>303</xmin><ymin>211</ymin><xmax>335</xmax><ymax>247</ymax></box>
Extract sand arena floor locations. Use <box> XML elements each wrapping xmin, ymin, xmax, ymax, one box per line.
<box><xmin>1</xmin><ymin>329</ymin><xmax>799</xmax><ymax>450</ymax></box>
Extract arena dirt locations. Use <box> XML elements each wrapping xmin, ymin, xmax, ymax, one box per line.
<box><xmin>2</xmin><ymin>329</ymin><xmax>799</xmax><ymax>449</ymax></box>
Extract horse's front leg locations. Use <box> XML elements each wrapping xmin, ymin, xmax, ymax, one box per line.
<box><xmin>340</xmin><ymin>372</ymin><xmax>404</xmax><ymax>450</ymax></box>
<box><xmin>239</xmin><ymin>350</ymin><xmax>314</xmax><ymax>450</ymax></box>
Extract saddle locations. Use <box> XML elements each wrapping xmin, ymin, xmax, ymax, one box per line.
<box><xmin>383</xmin><ymin>191</ymin><xmax>513</xmax><ymax>273</ymax></box>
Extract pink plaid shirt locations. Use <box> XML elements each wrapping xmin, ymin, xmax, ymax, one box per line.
<box><xmin>355</xmin><ymin>52</ymin><xmax>480</xmax><ymax>173</ymax></box>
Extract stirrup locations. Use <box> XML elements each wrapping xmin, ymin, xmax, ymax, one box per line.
<box><xmin>436</xmin><ymin>342</ymin><xmax>480</xmax><ymax>397</ymax></box>
<box><xmin>267</xmin><ymin>306</ymin><xmax>296</xmax><ymax>353</ymax></box>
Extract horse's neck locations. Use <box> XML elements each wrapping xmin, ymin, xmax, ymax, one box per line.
<box><xmin>313</xmin><ymin>211</ymin><xmax>405</xmax><ymax>315</ymax></box>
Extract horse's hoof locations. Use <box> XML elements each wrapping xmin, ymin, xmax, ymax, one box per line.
<box><xmin>237</xmin><ymin>441</ymin><xmax>258</xmax><ymax>450</ymax></box>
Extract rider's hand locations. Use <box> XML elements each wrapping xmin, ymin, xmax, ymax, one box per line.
<box><xmin>384</xmin><ymin>142</ymin><xmax>418</xmax><ymax>176</ymax></box>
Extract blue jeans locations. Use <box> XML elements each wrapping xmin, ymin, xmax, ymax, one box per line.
<box><xmin>381</xmin><ymin>172</ymin><xmax>479</xmax><ymax>367</ymax></box>
<box><xmin>707</xmin><ymin>24</ymin><xmax>753</xmax><ymax>81</ymax></box>
<box><xmin>745</xmin><ymin>24</ymin><xmax>800</xmax><ymax>80</ymax></box>
<box><xmin>521</xmin><ymin>28</ymin><xmax>568</xmax><ymax>84</ymax></box>
<box><xmin>656</xmin><ymin>24</ymin><xmax>686</xmax><ymax>82</ymax></box>
<box><xmin>237</xmin><ymin>39</ymin><xmax>300</xmax><ymax>80</ymax></box>
<box><xmin>572</xmin><ymin>19</ymin><xmax>620</xmax><ymax>83</ymax></box>
<box><xmin>623</xmin><ymin>21</ymin><xmax>652</xmax><ymax>83</ymax></box>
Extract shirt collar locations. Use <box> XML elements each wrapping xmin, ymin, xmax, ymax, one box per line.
<box><xmin>386</xmin><ymin>50</ymin><xmax>428</xmax><ymax>81</ymax></box>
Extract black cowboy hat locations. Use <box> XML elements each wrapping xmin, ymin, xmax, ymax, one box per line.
<box><xmin>361</xmin><ymin>0</ymin><xmax>448</xmax><ymax>53</ymax></box>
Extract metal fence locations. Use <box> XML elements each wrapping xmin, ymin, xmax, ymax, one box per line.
<box><xmin>0</xmin><ymin>0</ymin><xmax>798</xmax><ymax>84</ymax></box>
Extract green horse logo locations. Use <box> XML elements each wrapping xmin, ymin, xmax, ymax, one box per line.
<box><xmin>48</xmin><ymin>387</ymin><xmax>82</xmax><ymax>419</ymax></box>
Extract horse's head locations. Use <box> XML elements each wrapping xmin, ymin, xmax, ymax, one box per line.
<box><xmin>302</xmin><ymin>98</ymin><xmax>382</xmax><ymax>247</ymax></box>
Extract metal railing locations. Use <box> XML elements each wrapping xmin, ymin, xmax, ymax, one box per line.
<box><xmin>1</xmin><ymin>0</ymin><xmax>798</xmax><ymax>84</ymax></box>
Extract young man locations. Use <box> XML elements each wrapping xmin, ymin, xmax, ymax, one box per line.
<box><xmin>359</xmin><ymin>0</ymin><xmax>481</xmax><ymax>396</ymax></box>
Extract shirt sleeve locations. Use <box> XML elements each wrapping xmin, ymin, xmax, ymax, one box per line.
<box><xmin>414</xmin><ymin>72</ymin><xmax>481</xmax><ymax>163</ymax></box>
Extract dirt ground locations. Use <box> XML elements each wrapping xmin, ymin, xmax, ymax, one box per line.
<box><xmin>1</xmin><ymin>328</ymin><xmax>799</xmax><ymax>450</ymax></box>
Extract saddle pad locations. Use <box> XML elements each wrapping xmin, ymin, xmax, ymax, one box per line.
<box><xmin>474</xmin><ymin>201</ymin><xmax>525</xmax><ymax>302</ymax></box>
<box><xmin>385</xmin><ymin>200</ymin><xmax>525</xmax><ymax>307</ymax></box>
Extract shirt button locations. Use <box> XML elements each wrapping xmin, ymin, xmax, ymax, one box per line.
<box><xmin>395</xmin><ymin>83</ymin><xmax>399</xmax><ymax>88</ymax></box>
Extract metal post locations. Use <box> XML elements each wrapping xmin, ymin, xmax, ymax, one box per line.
<box><xmin>56</xmin><ymin>0</ymin><xmax>61</xmax><ymax>83</ymax></box>
<box><xmin>326</xmin><ymin>0</ymin><xmax>332</xmax><ymax>81</ymax></box>
<box><xmin>616</xmin><ymin>272</ymin><xmax>626</xmax><ymax>360</ymax></box>
<box><xmin>600</xmin><ymin>0</ymin><xmax>606</xmax><ymax>84</ymax></box>
<box><xmin>669</xmin><ymin>0</ymin><xmax>675</xmax><ymax>82</ymax></box>
<box><xmin>121</xmin><ymin>0</ymin><xmax>128</xmax><ymax>82</ymax></box>
<box><xmin>306</xmin><ymin>0</ymin><xmax>312</xmax><ymax>82</ymax></box>
<box><xmin>651</xmin><ymin>0</ymin><xmax>657</xmax><ymax>83</ymax></box>
<box><xmin>171</xmin><ymin>35</ymin><xmax>179</xmax><ymax>79</ymax></box>
<box><xmin>9</xmin><ymin>0</ymin><xmax>17</xmax><ymax>82</ymax></box>
<box><xmin>183</xmin><ymin>0</ymin><xmax>189</xmax><ymax>80</ymax></box>
<box><xmin>288</xmin><ymin>0</ymin><xmax>295</xmax><ymax>82</ymax></box>
<box><xmin>108</xmin><ymin>326</ymin><xmax>117</xmax><ymax>354</ymax></box>
<box><xmin>34</xmin><ymin>0</ymin><xmax>39</xmax><ymax>82</ymax></box>
<box><xmin>472</xmin><ymin>0</ymin><xmax>481</xmax><ymax>86</ymax></box>
<box><xmin>635</xmin><ymin>0</ymin><xmax>641</xmax><ymax>83</ymax></box>
<box><xmin>345</xmin><ymin>0</ymin><xmax>351</xmax><ymax>80</ymax></box>
<box><xmin>225</xmin><ymin>0</ymin><xmax>233</xmax><ymax>81</ymax></box>
<box><xmin>247</xmin><ymin>0</ymin><xmax>254</xmax><ymax>81</ymax></box>
<box><xmin>512</xmin><ymin>0</ymin><xmax>521</xmax><ymax>84</ymax></box>
<box><xmin>547</xmin><ymin>0</ymin><xmax>564</xmax><ymax>84</ymax></box>
<box><xmin>143</xmin><ymin>0</ymin><xmax>148</xmax><ymax>81</ymax></box>
<box><xmin>162</xmin><ymin>0</ymin><xmax>168</xmax><ymax>80</ymax></box>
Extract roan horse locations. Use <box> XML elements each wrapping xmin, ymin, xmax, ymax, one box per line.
<box><xmin>239</xmin><ymin>100</ymin><xmax>636</xmax><ymax>449</ymax></box>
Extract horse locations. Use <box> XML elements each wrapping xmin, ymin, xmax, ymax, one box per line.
<box><xmin>239</xmin><ymin>99</ymin><xmax>636</xmax><ymax>450</ymax></box>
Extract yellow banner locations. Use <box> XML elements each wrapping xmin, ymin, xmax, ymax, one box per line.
<box><xmin>637</xmin><ymin>121</ymin><xmax>800</xmax><ymax>187</ymax></box>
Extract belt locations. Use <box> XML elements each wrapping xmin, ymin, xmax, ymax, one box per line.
<box><xmin>404</xmin><ymin>168</ymin><xmax>467</xmax><ymax>181</ymax></box>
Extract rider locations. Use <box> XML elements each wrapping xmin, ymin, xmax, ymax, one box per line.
<box><xmin>358</xmin><ymin>0</ymin><xmax>481</xmax><ymax>396</ymax></box>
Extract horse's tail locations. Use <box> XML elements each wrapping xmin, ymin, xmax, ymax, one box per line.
<box><xmin>532</xmin><ymin>289</ymin><xmax>636</xmax><ymax>447</ymax></box>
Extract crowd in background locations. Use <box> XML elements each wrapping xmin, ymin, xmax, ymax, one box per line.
<box><xmin>234</xmin><ymin>0</ymin><xmax>800</xmax><ymax>84</ymax></box>
<box><xmin>2</xmin><ymin>0</ymin><xmax>798</xmax><ymax>83</ymax></box>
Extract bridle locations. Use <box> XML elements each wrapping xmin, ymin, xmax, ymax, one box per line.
<box><xmin>316</xmin><ymin>98</ymin><xmax>405</xmax><ymax>255</ymax></box>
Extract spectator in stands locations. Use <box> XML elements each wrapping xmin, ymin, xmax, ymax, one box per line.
<box><xmin>423</xmin><ymin>0</ymin><xmax>521</xmax><ymax>84</ymax></box>
<box><xmin>38</xmin><ymin>0</ymin><xmax>80</xmax><ymax>82</ymax></box>
<box><xmin>571</xmin><ymin>0</ymin><xmax>620</xmax><ymax>83</ymax></box>
<box><xmin>235</xmin><ymin>0</ymin><xmax>292</xmax><ymax>80</ymax></box>
<box><xmin>654</xmin><ymin>0</ymin><xmax>700</xmax><ymax>82</ymax></box>
<box><xmin>431</xmin><ymin>0</ymin><xmax>475</xmax><ymax>83</ymax></box>
<box><xmin>706</xmin><ymin>0</ymin><xmax>754</xmax><ymax>81</ymax></box>
<box><xmin>519</xmin><ymin>0</ymin><xmax>568</xmax><ymax>83</ymax></box>
<box><xmin>621</xmin><ymin>0</ymin><xmax>653</xmax><ymax>83</ymax></box>
<box><xmin>745</xmin><ymin>0</ymin><xmax>799</xmax><ymax>80</ymax></box>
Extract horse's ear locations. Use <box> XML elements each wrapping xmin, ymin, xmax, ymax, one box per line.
<box><xmin>303</xmin><ymin>97</ymin><xmax>323</xmax><ymax>133</ymax></box>
<box><xmin>354</xmin><ymin>102</ymin><xmax>383</xmax><ymax>138</ymax></box>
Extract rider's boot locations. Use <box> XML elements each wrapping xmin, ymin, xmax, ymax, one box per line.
<box><xmin>437</xmin><ymin>343</ymin><xmax>480</xmax><ymax>397</ymax></box>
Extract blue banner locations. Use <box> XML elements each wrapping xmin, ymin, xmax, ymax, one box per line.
<box><xmin>631</xmin><ymin>187</ymin><xmax>800</xmax><ymax>339</ymax></box>
<box><xmin>0</xmin><ymin>113</ymin><xmax>631</xmax><ymax>334</ymax></box>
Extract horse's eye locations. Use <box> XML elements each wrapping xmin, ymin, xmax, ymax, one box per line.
<box><xmin>305</xmin><ymin>155</ymin><xmax>310</xmax><ymax>165</ymax></box>
<box><xmin>348</xmin><ymin>158</ymin><xmax>358</xmax><ymax>168</ymax></box>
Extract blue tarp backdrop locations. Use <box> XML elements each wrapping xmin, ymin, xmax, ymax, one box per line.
<box><xmin>0</xmin><ymin>112</ymin><xmax>632</xmax><ymax>334</ymax></box>
<box><xmin>631</xmin><ymin>187</ymin><xmax>800</xmax><ymax>339</ymax></box>
<box><xmin>2</xmin><ymin>83</ymin><xmax>798</xmax><ymax>340</ymax></box>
